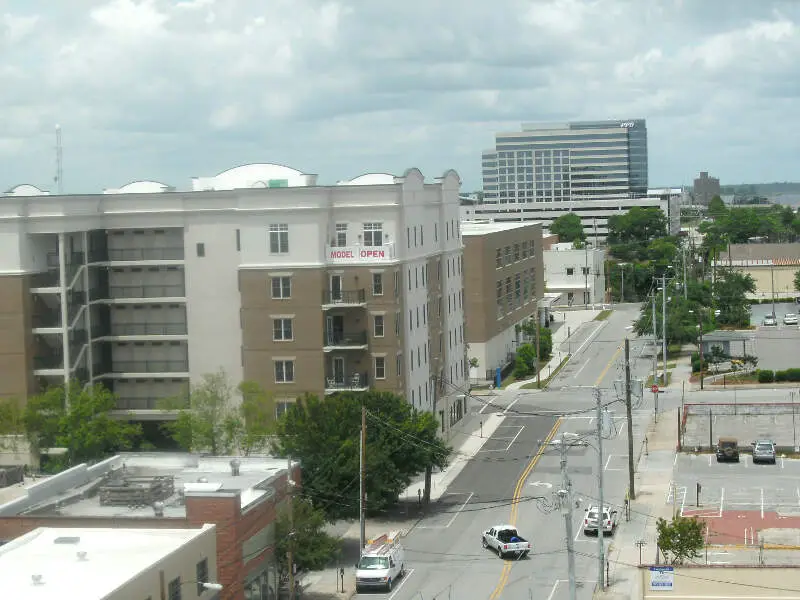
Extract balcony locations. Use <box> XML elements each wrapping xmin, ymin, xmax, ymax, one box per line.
<box><xmin>110</xmin><ymin>322</ymin><xmax>188</xmax><ymax>336</ymax></box>
<box><xmin>112</xmin><ymin>360</ymin><xmax>189</xmax><ymax>374</ymax></box>
<box><xmin>33</xmin><ymin>355</ymin><xmax>65</xmax><ymax>370</ymax></box>
<box><xmin>116</xmin><ymin>397</ymin><xmax>161</xmax><ymax>410</ymax></box>
<box><xmin>321</xmin><ymin>289</ymin><xmax>366</xmax><ymax>308</ymax></box>
<box><xmin>31</xmin><ymin>313</ymin><xmax>62</xmax><ymax>329</ymax></box>
<box><xmin>323</xmin><ymin>330</ymin><xmax>368</xmax><ymax>351</ymax></box>
<box><xmin>29</xmin><ymin>270</ymin><xmax>60</xmax><ymax>289</ymax></box>
<box><xmin>325</xmin><ymin>243</ymin><xmax>396</xmax><ymax>265</ymax></box>
<box><xmin>324</xmin><ymin>371</ymin><xmax>369</xmax><ymax>394</ymax></box>
<box><xmin>106</xmin><ymin>247</ymin><xmax>185</xmax><ymax>261</ymax></box>
<box><xmin>108</xmin><ymin>284</ymin><xmax>185</xmax><ymax>299</ymax></box>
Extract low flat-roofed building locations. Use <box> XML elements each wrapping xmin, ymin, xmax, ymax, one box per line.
<box><xmin>0</xmin><ymin>453</ymin><xmax>299</xmax><ymax>600</ymax></box>
<box><xmin>0</xmin><ymin>524</ymin><xmax>218</xmax><ymax>600</ymax></box>
<box><xmin>717</xmin><ymin>243</ymin><xmax>800</xmax><ymax>300</ymax></box>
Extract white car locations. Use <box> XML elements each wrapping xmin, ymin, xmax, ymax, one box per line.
<box><xmin>784</xmin><ymin>313</ymin><xmax>798</xmax><ymax>325</ymax></box>
<box><xmin>583</xmin><ymin>505</ymin><xmax>619</xmax><ymax>536</ymax></box>
<box><xmin>763</xmin><ymin>314</ymin><xmax>777</xmax><ymax>327</ymax></box>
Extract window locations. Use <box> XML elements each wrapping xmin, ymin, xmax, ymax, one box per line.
<box><xmin>396</xmin><ymin>355</ymin><xmax>402</xmax><ymax>376</ymax></box>
<box><xmin>566</xmin><ymin>267</ymin><xmax>575</xmax><ymax>276</ymax></box>
<box><xmin>395</xmin><ymin>313</ymin><xmax>401</xmax><ymax>336</ymax></box>
<box><xmin>168</xmin><ymin>577</ymin><xmax>181</xmax><ymax>600</ymax></box>
<box><xmin>504</xmin><ymin>246</ymin><xmax>511</xmax><ymax>265</ymax></box>
<box><xmin>236</xmin><ymin>229</ymin><xmax>241</xmax><ymax>251</ymax></box>
<box><xmin>513</xmin><ymin>243</ymin><xmax>520</xmax><ymax>262</ymax></box>
<box><xmin>363</xmin><ymin>222</ymin><xmax>383</xmax><ymax>246</ymax></box>
<box><xmin>514</xmin><ymin>273</ymin><xmax>521</xmax><ymax>307</ymax></box>
<box><xmin>372</xmin><ymin>272</ymin><xmax>383</xmax><ymax>295</ymax></box>
<box><xmin>273</xmin><ymin>318</ymin><xmax>293</xmax><ymax>341</ymax></box>
<box><xmin>276</xmin><ymin>400</ymin><xmax>293</xmax><ymax>418</ymax></box>
<box><xmin>196</xmin><ymin>558</ymin><xmax>209</xmax><ymax>596</ymax></box>
<box><xmin>407</xmin><ymin>227</ymin><xmax>411</xmax><ymax>248</ymax></box>
<box><xmin>374</xmin><ymin>315</ymin><xmax>385</xmax><ymax>337</ymax></box>
<box><xmin>269</xmin><ymin>224</ymin><xmax>289</xmax><ymax>254</ymax></box>
<box><xmin>582</xmin><ymin>267</ymin><xmax>590</xmax><ymax>275</ymax></box>
<box><xmin>434</xmin><ymin>223</ymin><xmax>438</xmax><ymax>242</ymax></box>
<box><xmin>420</xmin><ymin>226</ymin><xmax>424</xmax><ymax>246</ymax></box>
<box><xmin>414</xmin><ymin>226</ymin><xmax>418</xmax><ymax>247</ymax></box>
<box><xmin>521</xmin><ymin>240</ymin><xmax>529</xmax><ymax>259</ymax></box>
<box><xmin>271</xmin><ymin>277</ymin><xmax>291</xmax><ymax>299</ymax></box>
<box><xmin>374</xmin><ymin>356</ymin><xmax>386</xmax><ymax>379</ymax></box>
<box><xmin>196</xmin><ymin>243</ymin><xmax>205</xmax><ymax>257</ymax></box>
<box><xmin>275</xmin><ymin>360</ymin><xmax>295</xmax><ymax>383</ymax></box>
<box><xmin>335</xmin><ymin>223</ymin><xmax>347</xmax><ymax>246</ymax></box>
<box><xmin>496</xmin><ymin>248</ymin><xmax>502</xmax><ymax>268</ymax></box>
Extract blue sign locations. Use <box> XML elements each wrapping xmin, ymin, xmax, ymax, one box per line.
<box><xmin>649</xmin><ymin>566</ymin><xmax>674</xmax><ymax>591</ymax></box>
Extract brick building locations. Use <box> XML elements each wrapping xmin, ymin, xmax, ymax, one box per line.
<box><xmin>0</xmin><ymin>453</ymin><xmax>299</xmax><ymax>600</ymax></box>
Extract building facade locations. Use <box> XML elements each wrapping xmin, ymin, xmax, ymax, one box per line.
<box><xmin>717</xmin><ymin>243</ymin><xmax>800</xmax><ymax>300</ymax></box>
<box><xmin>0</xmin><ymin>164</ymin><xmax>467</xmax><ymax>432</ymax></box>
<box><xmin>543</xmin><ymin>243</ymin><xmax>606</xmax><ymax>307</ymax></box>
<box><xmin>693</xmin><ymin>171</ymin><xmax>721</xmax><ymax>206</ymax></box>
<box><xmin>0</xmin><ymin>453</ymin><xmax>298</xmax><ymax>600</ymax></box>
<box><xmin>462</xmin><ymin>222</ymin><xmax>544</xmax><ymax>381</ymax></box>
<box><xmin>1</xmin><ymin>524</ymin><xmax>219</xmax><ymax>600</ymax></box>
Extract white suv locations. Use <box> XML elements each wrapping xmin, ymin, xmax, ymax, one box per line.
<box><xmin>784</xmin><ymin>313</ymin><xmax>798</xmax><ymax>325</ymax></box>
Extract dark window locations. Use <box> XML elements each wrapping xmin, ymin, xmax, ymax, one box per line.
<box><xmin>236</xmin><ymin>229</ymin><xmax>241</xmax><ymax>251</ymax></box>
<box><xmin>196</xmin><ymin>243</ymin><xmax>205</xmax><ymax>257</ymax></box>
<box><xmin>372</xmin><ymin>273</ymin><xmax>383</xmax><ymax>295</ymax></box>
<box><xmin>196</xmin><ymin>558</ymin><xmax>209</xmax><ymax>595</ymax></box>
<box><xmin>168</xmin><ymin>577</ymin><xmax>181</xmax><ymax>600</ymax></box>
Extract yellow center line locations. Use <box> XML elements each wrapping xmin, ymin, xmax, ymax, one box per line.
<box><xmin>489</xmin><ymin>418</ymin><xmax>562</xmax><ymax>600</ymax></box>
<box><xmin>594</xmin><ymin>343</ymin><xmax>623</xmax><ymax>387</ymax></box>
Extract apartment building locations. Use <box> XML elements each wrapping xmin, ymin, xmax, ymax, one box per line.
<box><xmin>543</xmin><ymin>242</ymin><xmax>606</xmax><ymax>306</ymax></box>
<box><xmin>462</xmin><ymin>222</ymin><xmax>544</xmax><ymax>381</ymax></box>
<box><xmin>0</xmin><ymin>453</ymin><xmax>299</xmax><ymax>600</ymax></box>
<box><xmin>1</xmin><ymin>524</ymin><xmax>219</xmax><ymax>600</ymax></box>
<box><xmin>0</xmin><ymin>164</ymin><xmax>467</xmax><ymax>432</ymax></box>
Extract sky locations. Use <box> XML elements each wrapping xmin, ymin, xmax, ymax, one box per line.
<box><xmin>1</xmin><ymin>0</ymin><xmax>800</xmax><ymax>194</ymax></box>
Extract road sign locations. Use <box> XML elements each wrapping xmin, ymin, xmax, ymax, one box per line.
<box><xmin>651</xmin><ymin>384</ymin><xmax>659</xmax><ymax>394</ymax></box>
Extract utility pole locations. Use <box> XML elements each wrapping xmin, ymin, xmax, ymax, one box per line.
<box><xmin>662</xmin><ymin>275</ymin><xmax>668</xmax><ymax>387</ymax></box>
<box><xmin>620</xmin><ymin>265</ymin><xmax>625</xmax><ymax>303</ymax></box>
<box><xmin>559</xmin><ymin>433</ymin><xmax>578</xmax><ymax>600</ymax></box>
<box><xmin>595</xmin><ymin>387</ymin><xmax>605</xmax><ymax>590</ymax></box>
<box><xmin>625</xmin><ymin>339</ymin><xmax>635</xmax><ymax>500</ymax></box>
<box><xmin>652</xmin><ymin>294</ymin><xmax>658</xmax><ymax>386</ymax></box>
<box><xmin>535</xmin><ymin>302</ymin><xmax>542</xmax><ymax>388</ymax></box>
<box><xmin>359</xmin><ymin>405</ymin><xmax>367</xmax><ymax>551</ymax></box>
<box><xmin>770</xmin><ymin>261</ymin><xmax>776</xmax><ymax>317</ymax></box>
<box><xmin>288</xmin><ymin>455</ymin><xmax>296</xmax><ymax>599</ymax></box>
<box><xmin>698</xmin><ymin>312</ymin><xmax>705</xmax><ymax>391</ymax></box>
<box><xmin>682</xmin><ymin>245</ymin><xmax>688</xmax><ymax>300</ymax></box>
<box><xmin>584</xmin><ymin>243</ymin><xmax>589</xmax><ymax>308</ymax></box>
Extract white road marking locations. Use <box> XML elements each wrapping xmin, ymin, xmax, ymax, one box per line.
<box><xmin>604</xmin><ymin>454</ymin><xmax>613</xmax><ymax>471</ymax></box>
<box><xmin>505</xmin><ymin>426</ymin><xmax>525</xmax><ymax>451</ymax></box>
<box><xmin>547</xmin><ymin>579</ymin><xmax>597</xmax><ymax>600</ymax></box>
<box><xmin>416</xmin><ymin>493</ymin><xmax>474</xmax><ymax>529</ymax></box>
<box><xmin>387</xmin><ymin>568</ymin><xmax>415</xmax><ymax>600</ymax></box>
<box><xmin>503</xmin><ymin>396</ymin><xmax>521</xmax><ymax>415</ymax></box>
<box><xmin>530</xmin><ymin>481</ymin><xmax>553</xmax><ymax>489</ymax></box>
<box><xmin>761</xmin><ymin>488</ymin><xmax>765</xmax><ymax>519</ymax></box>
<box><xmin>708</xmin><ymin>455</ymin><xmax>712</xmax><ymax>467</ymax></box>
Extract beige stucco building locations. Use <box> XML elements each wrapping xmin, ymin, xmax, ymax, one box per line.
<box><xmin>717</xmin><ymin>243</ymin><xmax>800</xmax><ymax>300</ymax></box>
<box><xmin>461</xmin><ymin>221</ymin><xmax>544</xmax><ymax>381</ymax></box>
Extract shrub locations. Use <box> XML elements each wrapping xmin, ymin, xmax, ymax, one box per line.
<box><xmin>786</xmin><ymin>368</ymin><xmax>800</xmax><ymax>382</ymax></box>
<box><xmin>775</xmin><ymin>370</ymin><xmax>789</xmax><ymax>382</ymax></box>
<box><xmin>757</xmin><ymin>369</ymin><xmax>774</xmax><ymax>383</ymax></box>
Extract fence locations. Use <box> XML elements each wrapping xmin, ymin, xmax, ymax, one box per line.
<box><xmin>680</xmin><ymin>402</ymin><xmax>800</xmax><ymax>451</ymax></box>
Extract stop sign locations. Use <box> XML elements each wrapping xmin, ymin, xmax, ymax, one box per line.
<box><xmin>651</xmin><ymin>384</ymin><xmax>659</xmax><ymax>394</ymax></box>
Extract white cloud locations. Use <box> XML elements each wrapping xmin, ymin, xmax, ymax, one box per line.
<box><xmin>1</xmin><ymin>0</ymin><xmax>799</xmax><ymax>192</ymax></box>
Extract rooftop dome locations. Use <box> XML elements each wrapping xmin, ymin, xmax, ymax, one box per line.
<box><xmin>338</xmin><ymin>173</ymin><xmax>396</xmax><ymax>186</ymax></box>
<box><xmin>5</xmin><ymin>184</ymin><xmax>49</xmax><ymax>196</ymax></box>
<box><xmin>192</xmin><ymin>163</ymin><xmax>316</xmax><ymax>191</ymax></box>
<box><xmin>104</xmin><ymin>181</ymin><xmax>173</xmax><ymax>194</ymax></box>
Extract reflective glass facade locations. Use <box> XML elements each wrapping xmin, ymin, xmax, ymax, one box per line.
<box><xmin>481</xmin><ymin>120</ymin><xmax>648</xmax><ymax>204</ymax></box>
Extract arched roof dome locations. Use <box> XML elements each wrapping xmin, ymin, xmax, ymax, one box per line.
<box><xmin>5</xmin><ymin>184</ymin><xmax>49</xmax><ymax>196</ymax></box>
<box><xmin>193</xmin><ymin>163</ymin><xmax>315</xmax><ymax>191</ymax></box>
<box><xmin>105</xmin><ymin>181</ymin><xmax>172</xmax><ymax>194</ymax></box>
<box><xmin>338</xmin><ymin>173</ymin><xmax>396</xmax><ymax>186</ymax></box>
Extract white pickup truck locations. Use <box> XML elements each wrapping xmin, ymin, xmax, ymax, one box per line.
<box><xmin>481</xmin><ymin>525</ymin><xmax>531</xmax><ymax>559</ymax></box>
<box><xmin>583</xmin><ymin>505</ymin><xmax>619</xmax><ymax>536</ymax></box>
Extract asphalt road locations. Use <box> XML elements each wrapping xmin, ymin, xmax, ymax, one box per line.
<box><xmin>355</xmin><ymin>305</ymin><xmax>660</xmax><ymax>600</ymax></box>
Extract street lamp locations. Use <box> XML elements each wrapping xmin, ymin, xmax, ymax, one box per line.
<box><xmin>689</xmin><ymin>310</ymin><xmax>705</xmax><ymax>390</ymax></box>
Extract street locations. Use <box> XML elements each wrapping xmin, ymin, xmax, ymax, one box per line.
<box><xmin>355</xmin><ymin>305</ymin><xmax>660</xmax><ymax>600</ymax></box>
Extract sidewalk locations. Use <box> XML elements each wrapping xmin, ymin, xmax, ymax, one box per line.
<box><xmin>302</xmin><ymin>410</ymin><xmax>505</xmax><ymax>599</ymax></box>
<box><xmin>507</xmin><ymin>308</ymin><xmax>602</xmax><ymax>391</ymax></box>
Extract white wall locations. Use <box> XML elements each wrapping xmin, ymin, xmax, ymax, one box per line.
<box><xmin>183</xmin><ymin>219</ymin><xmax>244</xmax><ymax>388</ymax></box>
<box><xmin>544</xmin><ymin>247</ymin><xmax>605</xmax><ymax>305</ymax></box>
<box><xmin>0</xmin><ymin>230</ymin><xmax>22</xmax><ymax>273</ymax></box>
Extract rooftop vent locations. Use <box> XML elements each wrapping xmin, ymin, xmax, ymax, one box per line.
<box><xmin>32</xmin><ymin>574</ymin><xmax>44</xmax><ymax>586</ymax></box>
<box><xmin>54</xmin><ymin>536</ymin><xmax>80</xmax><ymax>545</ymax></box>
<box><xmin>197</xmin><ymin>476</ymin><xmax>209</xmax><ymax>484</ymax></box>
<box><xmin>230</xmin><ymin>458</ymin><xmax>241</xmax><ymax>476</ymax></box>
<box><xmin>153</xmin><ymin>501</ymin><xmax>165</xmax><ymax>517</ymax></box>
<box><xmin>77</xmin><ymin>551</ymin><xmax>88</xmax><ymax>561</ymax></box>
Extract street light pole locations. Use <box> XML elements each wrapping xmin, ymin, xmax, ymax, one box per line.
<box><xmin>559</xmin><ymin>434</ymin><xmax>578</xmax><ymax>600</ymax></box>
<box><xmin>595</xmin><ymin>387</ymin><xmax>605</xmax><ymax>590</ymax></box>
<box><xmin>662</xmin><ymin>275</ymin><xmax>668</xmax><ymax>386</ymax></box>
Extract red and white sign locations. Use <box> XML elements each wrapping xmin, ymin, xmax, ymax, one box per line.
<box><xmin>327</xmin><ymin>245</ymin><xmax>394</xmax><ymax>264</ymax></box>
<box><xmin>651</xmin><ymin>384</ymin><xmax>659</xmax><ymax>394</ymax></box>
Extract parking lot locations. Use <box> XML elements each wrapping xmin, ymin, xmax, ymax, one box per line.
<box><xmin>682</xmin><ymin>404</ymin><xmax>800</xmax><ymax>450</ymax></box>
<box><xmin>750</xmin><ymin>302</ymin><xmax>800</xmax><ymax>370</ymax></box>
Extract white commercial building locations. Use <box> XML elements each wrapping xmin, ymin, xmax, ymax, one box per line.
<box><xmin>0</xmin><ymin>525</ymin><xmax>219</xmax><ymax>600</ymax></box>
<box><xmin>543</xmin><ymin>243</ymin><xmax>606</xmax><ymax>307</ymax></box>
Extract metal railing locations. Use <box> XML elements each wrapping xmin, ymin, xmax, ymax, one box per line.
<box><xmin>113</xmin><ymin>360</ymin><xmax>189</xmax><ymax>373</ymax></box>
<box><xmin>107</xmin><ymin>247</ymin><xmax>185</xmax><ymax>261</ymax></box>
<box><xmin>322</xmin><ymin>289</ymin><xmax>366</xmax><ymax>305</ymax></box>
<box><xmin>110</xmin><ymin>322</ymin><xmax>188</xmax><ymax>336</ymax></box>
<box><xmin>109</xmin><ymin>284</ymin><xmax>185</xmax><ymax>299</ymax></box>
<box><xmin>323</xmin><ymin>331</ymin><xmax>368</xmax><ymax>347</ymax></box>
<box><xmin>324</xmin><ymin>371</ymin><xmax>369</xmax><ymax>390</ymax></box>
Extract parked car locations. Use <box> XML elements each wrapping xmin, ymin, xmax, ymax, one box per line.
<box><xmin>784</xmin><ymin>313</ymin><xmax>798</xmax><ymax>325</ymax></box>
<box><xmin>752</xmin><ymin>439</ymin><xmax>777</xmax><ymax>465</ymax></box>
<box><xmin>716</xmin><ymin>437</ymin><xmax>740</xmax><ymax>463</ymax></box>
<box><xmin>764</xmin><ymin>314</ymin><xmax>777</xmax><ymax>326</ymax></box>
<box><xmin>583</xmin><ymin>505</ymin><xmax>619</xmax><ymax>536</ymax></box>
<box><xmin>482</xmin><ymin>525</ymin><xmax>531</xmax><ymax>559</ymax></box>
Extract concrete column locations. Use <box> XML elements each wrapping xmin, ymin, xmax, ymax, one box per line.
<box><xmin>58</xmin><ymin>233</ymin><xmax>70</xmax><ymax>389</ymax></box>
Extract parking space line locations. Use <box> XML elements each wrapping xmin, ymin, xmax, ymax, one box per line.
<box><xmin>743</xmin><ymin>455</ymin><xmax>748</xmax><ymax>468</ymax></box>
<box><xmin>505</xmin><ymin>426</ymin><xmax>525</xmax><ymax>451</ymax></box>
<box><xmin>503</xmin><ymin>397</ymin><xmax>521</xmax><ymax>415</ymax></box>
<box><xmin>796</xmin><ymin>487</ymin><xmax>800</xmax><ymax>507</ymax></box>
<box><xmin>707</xmin><ymin>455</ymin><xmax>712</xmax><ymax>467</ymax></box>
<box><xmin>387</xmin><ymin>568</ymin><xmax>415</xmax><ymax>600</ymax></box>
<box><xmin>720</xmin><ymin>488</ymin><xmax>725</xmax><ymax>517</ymax></box>
<box><xmin>604</xmin><ymin>454</ymin><xmax>613</xmax><ymax>471</ymax></box>
<box><xmin>761</xmin><ymin>488</ymin><xmax>764</xmax><ymax>519</ymax></box>
<box><xmin>416</xmin><ymin>493</ymin><xmax>473</xmax><ymax>529</ymax></box>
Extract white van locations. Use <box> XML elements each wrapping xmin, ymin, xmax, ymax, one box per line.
<box><xmin>355</xmin><ymin>531</ymin><xmax>406</xmax><ymax>593</ymax></box>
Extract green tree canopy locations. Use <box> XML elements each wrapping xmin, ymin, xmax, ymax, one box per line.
<box><xmin>549</xmin><ymin>213</ymin><xmax>586</xmax><ymax>245</ymax></box>
<box><xmin>607</xmin><ymin>207</ymin><xmax>667</xmax><ymax>246</ymax></box>
<box><xmin>714</xmin><ymin>269</ymin><xmax>756</xmax><ymax>326</ymax></box>
<box><xmin>657</xmin><ymin>515</ymin><xmax>705</xmax><ymax>565</ymax></box>
<box><xmin>707</xmin><ymin>195</ymin><xmax>727</xmax><ymax>220</ymax></box>
<box><xmin>271</xmin><ymin>391</ymin><xmax>451</xmax><ymax>522</ymax></box>
<box><xmin>275</xmin><ymin>497</ymin><xmax>340</xmax><ymax>580</ymax></box>
<box><xmin>794</xmin><ymin>270</ymin><xmax>800</xmax><ymax>293</ymax></box>
<box><xmin>22</xmin><ymin>381</ymin><xmax>141</xmax><ymax>467</ymax></box>
<box><xmin>633</xmin><ymin>280</ymin><xmax>715</xmax><ymax>345</ymax></box>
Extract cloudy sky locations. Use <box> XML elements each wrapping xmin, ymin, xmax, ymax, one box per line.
<box><xmin>1</xmin><ymin>0</ymin><xmax>799</xmax><ymax>193</ymax></box>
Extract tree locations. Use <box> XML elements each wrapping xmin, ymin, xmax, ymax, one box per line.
<box><xmin>656</xmin><ymin>515</ymin><xmax>705</xmax><ymax>565</ymax></box>
<box><xmin>238</xmin><ymin>381</ymin><xmax>276</xmax><ymax>455</ymax></box>
<box><xmin>714</xmin><ymin>269</ymin><xmax>756</xmax><ymax>327</ymax></box>
<box><xmin>513</xmin><ymin>344</ymin><xmax>537</xmax><ymax>379</ymax></box>
<box><xmin>275</xmin><ymin>497</ymin><xmax>340</xmax><ymax>581</ymax></box>
<box><xmin>271</xmin><ymin>391</ymin><xmax>451</xmax><ymax>522</ymax></box>
<box><xmin>0</xmin><ymin>398</ymin><xmax>26</xmax><ymax>452</ymax></box>
<box><xmin>794</xmin><ymin>269</ymin><xmax>800</xmax><ymax>293</ymax></box>
<box><xmin>23</xmin><ymin>381</ymin><xmax>141</xmax><ymax>467</ymax></box>
<box><xmin>607</xmin><ymin>207</ymin><xmax>667</xmax><ymax>246</ymax></box>
<box><xmin>520</xmin><ymin>322</ymin><xmax>553</xmax><ymax>360</ymax></box>
<box><xmin>549</xmin><ymin>213</ymin><xmax>586</xmax><ymax>245</ymax></box>
<box><xmin>708</xmin><ymin>195</ymin><xmax>727</xmax><ymax>220</ymax></box>
<box><xmin>161</xmin><ymin>369</ymin><xmax>241</xmax><ymax>454</ymax></box>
